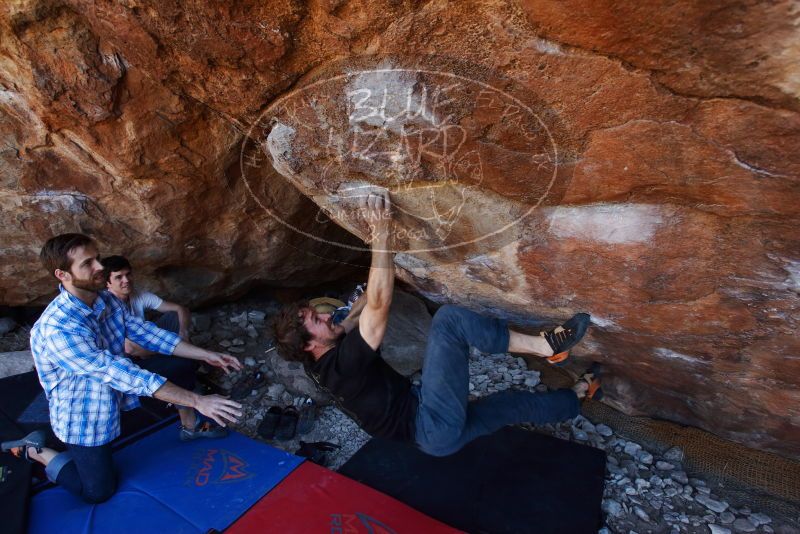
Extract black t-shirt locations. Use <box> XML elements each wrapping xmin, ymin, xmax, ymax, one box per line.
<box><xmin>307</xmin><ymin>327</ymin><xmax>418</xmax><ymax>442</ymax></box>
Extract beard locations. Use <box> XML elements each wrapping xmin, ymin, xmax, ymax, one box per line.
<box><xmin>71</xmin><ymin>271</ymin><xmax>106</xmax><ymax>292</ymax></box>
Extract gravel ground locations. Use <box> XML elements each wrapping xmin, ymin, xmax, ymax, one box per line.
<box><xmin>0</xmin><ymin>324</ymin><xmax>30</xmax><ymax>352</ymax></box>
<box><xmin>203</xmin><ymin>302</ymin><xmax>798</xmax><ymax>534</ymax></box>
<box><xmin>2</xmin><ymin>299</ymin><xmax>798</xmax><ymax>534</ymax></box>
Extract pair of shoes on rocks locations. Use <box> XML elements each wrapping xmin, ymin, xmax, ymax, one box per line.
<box><xmin>542</xmin><ymin>312</ymin><xmax>591</xmax><ymax>366</ymax></box>
<box><xmin>230</xmin><ymin>370</ymin><xmax>268</xmax><ymax>401</ymax></box>
<box><xmin>258</xmin><ymin>405</ymin><xmax>299</xmax><ymax>441</ymax></box>
<box><xmin>1</xmin><ymin>430</ymin><xmax>46</xmax><ymax>463</ymax></box>
<box><xmin>258</xmin><ymin>399</ymin><xmax>317</xmax><ymax>441</ymax></box>
<box><xmin>180</xmin><ymin>419</ymin><xmax>228</xmax><ymax>441</ymax></box>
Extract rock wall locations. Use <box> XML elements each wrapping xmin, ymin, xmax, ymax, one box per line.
<box><xmin>1</xmin><ymin>1</ymin><xmax>799</xmax><ymax>459</ymax></box>
<box><xmin>0</xmin><ymin>0</ymin><xmax>370</xmax><ymax>306</ymax></box>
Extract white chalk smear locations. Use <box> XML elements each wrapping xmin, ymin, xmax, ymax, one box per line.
<box><xmin>548</xmin><ymin>204</ymin><xmax>664</xmax><ymax>244</ymax></box>
<box><xmin>654</xmin><ymin>348</ymin><xmax>709</xmax><ymax>365</ymax></box>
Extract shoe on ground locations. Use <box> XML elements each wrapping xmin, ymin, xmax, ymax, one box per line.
<box><xmin>258</xmin><ymin>405</ymin><xmax>283</xmax><ymax>440</ymax></box>
<box><xmin>275</xmin><ymin>406</ymin><xmax>298</xmax><ymax>441</ymax></box>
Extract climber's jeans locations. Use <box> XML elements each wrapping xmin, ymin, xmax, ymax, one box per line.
<box><xmin>412</xmin><ymin>305</ymin><xmax>580</xmax><ymax>457</ymax></box>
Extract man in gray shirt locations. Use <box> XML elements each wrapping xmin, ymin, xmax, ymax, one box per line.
<box><xmin>101</xmin><ymin>255</ymin><xmax>218</xmax><ymax>439</ymax></box>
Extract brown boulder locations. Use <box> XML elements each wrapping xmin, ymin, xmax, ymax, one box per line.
<box><xmin>1</xmin><ymin>0</ymin><xmax>799</xmax><ymax>460</ymax></box>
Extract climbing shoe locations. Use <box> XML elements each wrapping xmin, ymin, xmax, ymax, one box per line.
<box><xmin>543</xmin><ymin>312</ymin><xmax>591</xmax><ymax>365</ymax></box>
<box><xmin>575</xmin><ymin>363</ymin><xmax>604</xmax><ymax>401</ymax></box>
<box><xmin>1</xmin><ymin>430</ymin><xmax>46</xmax><ymax>463</ymax></box>
<box><xmin>180</xmin><ymin>419</ymin><xmax>228</xmax><ymax>441</ymax></box>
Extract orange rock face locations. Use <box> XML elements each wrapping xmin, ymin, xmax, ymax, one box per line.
<box><xmin>1</xmin><ymin>1</ymin><xmax>799</xmax><ymax>458</ymax></box>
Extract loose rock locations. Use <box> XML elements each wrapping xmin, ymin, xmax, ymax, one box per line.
<box><xmin>731</xmin><ymin>518</ymin><xmax>756</xmax><ymax>532</ymax></box>
<box><xmin>695</xmin><ymin>494</ymin><xmax>728</xmax><ymax>513</ymax></box>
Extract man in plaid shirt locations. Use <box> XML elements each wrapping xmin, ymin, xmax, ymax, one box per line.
<box><xmin>1</xmin><ymin>233</ymin><xmax>243</xmax><ymax>503</ymax></box>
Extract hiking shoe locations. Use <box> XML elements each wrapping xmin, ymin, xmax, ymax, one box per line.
<box><xmin>2</xmin><ymin>429</ymin><xmax>46</xmax><ymax>463</ymax></box>
<box><xmin>180</xmin><ymin>420</ymin><xmax>228</xmax><ymax>441</ymax></box>
<box><xmin>542</xmin><ymin>312</ymin><xmax>591</xmax><ymax>366</ymax></box>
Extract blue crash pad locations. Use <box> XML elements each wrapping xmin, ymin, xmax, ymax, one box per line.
<box><xmin>29</xmin><ymin>425</ymin><xmax>303</xmax><ymax>534</ymax></box>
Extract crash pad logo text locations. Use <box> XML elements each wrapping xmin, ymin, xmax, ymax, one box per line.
<box><xmin>330</xmin><ymin>513</ymin><xmax>397</xmax><ymax>534</ymax></box>
<box><xmin>186</xmin><ymin>448</ymin><xmax>253</xmax><ymax>487</ymax></box>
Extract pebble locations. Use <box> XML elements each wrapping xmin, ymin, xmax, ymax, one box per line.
<box><xmin>244</xmin><ymin>356</ymin><xmax>256</xmax><ymax>367</ymax></box>
<box><xmin>596</xmin><ymin>424</ymin><xmax>613</xmax><ymax>437</ymax></box>
<box><xmin>0</xmin><ymin>317</ymin><xmax>17</xmax><ymax>336</ymax></box>
<box><xmin>656</xmin><ymin>460</ymin><xmax>675</xmax><ymax>470</ymax></box>
<box><xmin>695</xmin><ymin>494</ymin><xmax>728</xmax><ymax>513</ymax></box>
<box><xmin>731</xmin><ymin>518</ymin><xmax>756</xmax><ymax>532</ymax></box>
<box><xmin>624</xmin><ymin>442</ymin><xmax>642</xmax><ymax>456</ymax></box>
<box><xmin>232</xmin><ymin>338</ymin><xmax>245</xmax><ymax>346</ymax></box>
<box><xmin>248</xmin><ymin>310</ymin><xmax>266</xmax><ymax>323</ymax></box>
<box><xmin>219</xmin><ymin>339</ymin><xmax>232</xmax><ymax>347</ymax></box>
<box><xmin>229</xmin><ymin>347</ymin><xmax>245</xmax><ymax>354</ymax></box>
<box><xmin>749</xmin><ymin>512</ymin><xmax>771</xmax><ymax>526</ymax></box>
<box><xmin>578</xmin><ymin>419</ymin><xmax>596</xmax><ymax>433</ymax></box>
<box><xmin>638</xmin><ymin>451</ymin><xmax>654</xmax><ymax>465</ymax></box>
<box><xmin>602</xmin><ymin>499</ymin><xmax>623</xmax><ymax>517</ymax></box>
<box><xmin>671</xmin><ymin>471</ymin><xmax>689</xmax><ymax>485</ymax></box>
<box><xmin>708</xmin><ymin>526</ymin><xmax>732</xmax><ymax>534</ymax></box>
<box><xmin>572</xmin><ymin>429</ymin><xmax>589</xmax><ymax>441</ymax></box>
<box><xmin>266</xmin><ymin>383</ymin><xmax>286</xmax><ymax>398</ymax></box>
<box><xmin>719</xmin><ymin>511</ymin><xmax>735</xmax><ymax>524</ymax></box>
<box><xmin>634</xmin><ymin>506</ymin><xmax>651</xmax><ymax>522</ymax></box>
<box><xmin>230</xmin><ymin>312</ymin><xmax>248</xmax><ymax>326</ymax></box>
<box><xmin>664</xmin><ymin>446</ymin><xmax>684</xmax><ymax>463</ymax></box>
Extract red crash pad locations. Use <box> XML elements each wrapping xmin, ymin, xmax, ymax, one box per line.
<box><xmin>227</xmin><ymin>462</ymin><xmax>462</xmax><ymax>533</ymax></box>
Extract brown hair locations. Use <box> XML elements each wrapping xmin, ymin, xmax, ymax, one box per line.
<box><xmin>270</xmin><ymin>300</ymin><xmax>314</xmax><ymax>367</ymax></box>
<box><xmin>40</xmin><ymin>233</ymin><xmax>95</xmax><ymax>278</ymax></box>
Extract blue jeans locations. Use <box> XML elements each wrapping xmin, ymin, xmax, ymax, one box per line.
<box><xmin>155</xmin><ymin>310</ymin><xmax>180</xmax><ymax>334</ymax></box>
<box><xmin>45</xmin><ymin>443</ymin><xmax>115</xmax><ymax>504</ymax></box>
<box><xmin>413</xmin><ymin>305</ymin><xmax>580</xmax><ymax>456</ymax></box>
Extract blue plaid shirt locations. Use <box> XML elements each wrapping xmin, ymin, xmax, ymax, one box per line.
<box><xmin>30</xmin><ymin>287</ymin><xmax>181</xmax><ymax>446</ymax></box>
